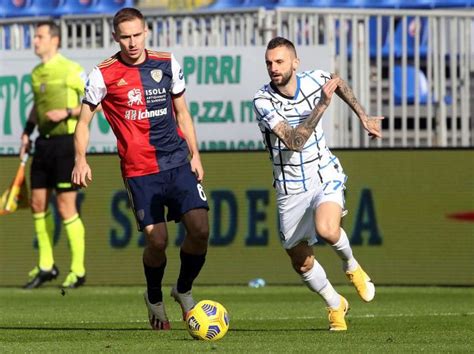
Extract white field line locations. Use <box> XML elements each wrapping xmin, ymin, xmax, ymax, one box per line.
<box><xmin>12</xmin><ymin>311</ymin><xmax>474</xmax><ymax>326</ymax></box>
<box><xmin>228</xmin><ymin>312</ymin><xmax>474</xmax><ymax>321</ymax></box>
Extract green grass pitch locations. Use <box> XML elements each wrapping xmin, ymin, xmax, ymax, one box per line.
<box><xmin>0</xmin><ymin>285</ymin><xmax>472</xmax><ymax>352</ymax></box>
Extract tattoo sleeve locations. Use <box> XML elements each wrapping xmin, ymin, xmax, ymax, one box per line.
<box><xmin>335</xmin><ymin>79</ymin><xmax>367</xmax><ymax>120</ymax></box>
<box><xmin>273</xmin><ymin>101</ymin><xmax>328</xmax><ymax>152</ymax></box>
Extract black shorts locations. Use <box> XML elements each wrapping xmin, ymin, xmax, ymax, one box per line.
<box><xmin>30</xmin><ymin>135</ymin><xmax>77</xmax><ymax>193</ymax></box>
<box><xmin>125</xmin><ymin>164</ymin><xmax>209</xmax><ymax>231</ymax></box>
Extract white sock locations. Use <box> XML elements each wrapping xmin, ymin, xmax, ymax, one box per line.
<box><xmin>301</xmin><ymin>260</ymin><xmax>341</xmax><ymax>308</ymax></box>
<box><xmin>331</xmin><ymin>228</ymin><xmax>358</xmax><ymax>272</ymax></box>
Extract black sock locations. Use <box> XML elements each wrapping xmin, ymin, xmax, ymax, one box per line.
<box><xmin>177</xmin><ymin>250</ymin><xmax>206</xmax><ymax>293</ymax></box>
<box><xmin>144</xmin><ymin>259</ymin><xmax>167</xmax><ymax>304</ymax></box>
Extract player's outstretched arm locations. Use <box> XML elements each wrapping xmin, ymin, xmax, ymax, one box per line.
<box><xmin>173</xmin><ymin>94</ymin><xmax>204</xmax><ymax>182</ymax></box>
<box><xmin>72</xmin><ymin>103</ymin><xmax>96</xmax><ymax>188</ymax></box>
<box><xmin>272</xmin><ymin>77</ymin><xmax>339</xmax><ymax>152</ymax></box>
<box><xmin>332</xmin><ymin>73</ymin><xmax>384</xmax><ymax>139</ymax></box>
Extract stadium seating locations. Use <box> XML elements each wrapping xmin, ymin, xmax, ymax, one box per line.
<box><xmin>3</xmin><ymin>0</ymin><xmax>95</xmax><ymax>17</ymax></box>
<box><xmin>4</xmin><ymin>0</ymin><xmax>29</xmax><ymax>17</ymax></box>
<box><xmin>337</xmin><ymin>16</ymin><xmax>389</xmax><ymax>58</ymax></box>
<box><xmin>2</xmin><ymin>0</ymin><xmax>133</xmax><ymax>17</ymax></box>
<box><xmin>4</xmin><ymin>0</ymin><xmax>61</xmax><ymax>17</ymax></box>
<box><xmin>359</xmin><ymin>0</ymin><xmax>398</xmax><ymax>7</ymax></box>
<box><xmin>393</xmin><ymin>65</ymin><xmax>429</xmax><ymax>105</ymax></box>
<box><xmin>400</xmin><ymin>0</ymin><xmax>433</xmax><ymax>7</ymax></box>
<box><xmin>368</xmin><ymin>16</ymin><xmax>390</xmax><ymax>58</ymax></box>
<box><xmin>205</xmin><ymin>0</ymin><xmax>244</xmax><ymax>9</ymax></box>
<box><xmin>93</xmin><ymin>0</ymin><xmax>133</xmax><ymax>13</ymax></box>
<box><xmin>54</xmin><ymin>0</ymin><xmax>97</xmax><ymax>16</ymax></box>
<box><xmin>334</xmin><ymin>12</ymin><xmax>444</xmax><ymax>60</ymax></box>
<box><xmin>205</xmin><ymin>0</ymin><xmax>471</xmax><ymax>8</ymax></box>
<box><xmin>275</xmin><ymin>0</ymin><xmax>314</xmax><ymax>6</ymax></box>
<box><xmin>368</xmin><ymin>0</ymin><xmax>434</xmax><ymax>7</ymax></box>
<box><xmin>432</xmin><ymin>0</ymin><xmax>471</xmax><ymax>7</ymax></box>
<box><xmin>241</xmin><ymin>0</ymin><xmax>278</xmax><ymax>7</ymax></box>
<box><xmin>324</xmin><ymin>0</ymin><xmax>364</xmax><ymax>7</ymax></box>
<box><xmin>384</xmin><ymin>17</ymin><xmax>428</xmax><ymax>58</ymax></box>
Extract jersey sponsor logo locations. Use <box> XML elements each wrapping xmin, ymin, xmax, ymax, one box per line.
<box><xmin>145</xmin><ymin>88</ymin><xmax>167</xmax><ymax>104</ymax></box>
<box><xmin>145</xmin><ymin>88</ymin><xmax>166</xmax><ymax>96</ymax></box>
<box><xmin>150</xmin><ymin>69</ymin><xmax>163</xmax><ymax>83</ymax></box>
<box><xmin>117</xmin><ymin>78</ymin><xmax>128</xmax><ymax>86</ymax></box>
<box><xmin>127</xmin><ymin>88</ymin><xmax>143</xmax><ymax>106</ymax></box>
<box><xmin>124</xmin><ymin>108</ymin><xmax>168</xmax><ymax>120</ymax></box>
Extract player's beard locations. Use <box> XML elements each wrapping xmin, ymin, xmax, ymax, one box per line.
<box><xmin>272</xmin><ymin>69</ymin><xmax>292</xmax><ymax>88</ymax></box>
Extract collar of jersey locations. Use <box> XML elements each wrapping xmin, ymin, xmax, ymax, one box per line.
<box><xmin>293</xmin><ymin>75</ymin><xmax>300</xmax><ymax>100</ymax></box>
<box><xmin>42</xmin><ymin>53</ymin><xmax>62</xmax><ymax>67</ymax></box>
<box><xmin>116</xmin><ymin>49</ymin><xmax>149</xmax><ymax>67</ymax></box>
<box><xmin>270</xmin><ymin>75</ymin><xmax>300</xmax><ymax>101</ymax></box>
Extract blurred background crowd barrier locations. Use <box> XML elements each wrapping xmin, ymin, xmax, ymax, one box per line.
<box><xmin>0</xmin><ymin>0</ymin><xmax>472</xmax><ymax>148</ymax></box>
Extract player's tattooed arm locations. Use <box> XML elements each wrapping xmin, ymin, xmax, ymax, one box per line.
<box><xmin>332</xmin><ymin>73</ymin><xmax>384</xmax><ymax>138</ymax></box>
<box><xmin>273</xmin><ymin>102</ymin><xmax>327</xmax><ymax>152</ymax></box>
<box><xmin>272</xmin><ymin>77</ymin><xmax>340</xmax><ymax>152</ymax></box>
<box><xmin>332</xmin><ymin>73</ymin><xmax>366</xmax><ymax>119</ymax></box>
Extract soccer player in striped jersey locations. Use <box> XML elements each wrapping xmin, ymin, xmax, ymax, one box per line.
<box><xmin>253</xmin><ymin>37</ymin><xmax>384</xmax><ymax>331</ymax></box>
<box><xmin>72</xmin><ymin>8</ymin><xmax>209</xmax><ymax>330</ymax></box>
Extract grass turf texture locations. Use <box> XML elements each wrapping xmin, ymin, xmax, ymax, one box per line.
<box><xmin>0</xmin><ymin>286</ymin><xmax>472</xmax><ymax>352</ymax></box>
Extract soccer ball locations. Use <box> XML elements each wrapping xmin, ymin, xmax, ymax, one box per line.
<box><xmin>185</xmin><ymin>300</ymin><xmax>229</xmax><ymax>341</ymax></box>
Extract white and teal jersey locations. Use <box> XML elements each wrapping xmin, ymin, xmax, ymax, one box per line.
<box><xmin>253</xmin><ymin>69</ymin><xmax>346</xmax><ymax>195</ymax></box>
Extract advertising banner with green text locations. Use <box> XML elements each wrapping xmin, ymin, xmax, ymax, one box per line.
<box><xmin>0</xmin><ymin>46</ymin><xmax>332</xmax><ymax>154</ymax></box>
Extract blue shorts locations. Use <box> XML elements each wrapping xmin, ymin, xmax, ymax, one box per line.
<box><xmin>124</xmin><ymin>164</ymin><xmax>209</xmax><ymax>231</ymax></box>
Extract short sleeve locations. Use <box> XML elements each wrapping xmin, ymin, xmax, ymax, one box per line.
<box><xmin>170</xmin><ymin>53</ymin><xmax>185</xmax><ymax>95</ymax></box>
<box><xmin>253</xmin><ymin>92</ymin><xmax>285</xmax><ymax>130</ymax></box>
<box><xmin>84</xmin><ymin>66</ymin><xmax>107</xmax><ymax>106</ymax></box>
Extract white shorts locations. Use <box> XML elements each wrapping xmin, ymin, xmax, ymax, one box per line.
<box><xmin>277</xmin><ymin>175</ymin><xmax>347</xmax><ymax>250</ymax></box>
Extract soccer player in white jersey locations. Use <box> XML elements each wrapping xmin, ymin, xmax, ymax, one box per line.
<box><xmin>253</xmin><ymin>37</ymin><xmax>384</xmax><ymax>331</ymax></box>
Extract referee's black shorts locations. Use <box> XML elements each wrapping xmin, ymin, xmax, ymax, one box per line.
<box><xmin>30</xmin><ymin>134</ymin><xmax>77</xmax><ymax>193</ymax></box>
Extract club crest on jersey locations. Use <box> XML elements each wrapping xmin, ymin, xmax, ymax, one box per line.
<box><xmin>150</xmin><ymin>69</ymin><xmax>163</xmax><ymax>83</ymax></box>
<box><xmin>127</xmin><ymin>88</ymin><xmax>143</xmax><ymax>106</ymax></box>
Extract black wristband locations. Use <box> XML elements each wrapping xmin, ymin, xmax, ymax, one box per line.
<box><xmin>23</xmin><ymin>121</ymin><xmax>35</xmax><ymax>136</ymax></box>
<box><xmin>66</xmin><ymin>108</ymin><xmax>73</xmax><ymax>118</ymax></box>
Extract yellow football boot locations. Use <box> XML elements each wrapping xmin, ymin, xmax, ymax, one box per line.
<box><xmin>327</xmin><ymin>295</ymin><xmax>349</xmax><ymax>331</ymax></box>
<box><xmin>346</xmin><ymin>265</ymin><xmax>375</xmax><ymax>302</ymax></box>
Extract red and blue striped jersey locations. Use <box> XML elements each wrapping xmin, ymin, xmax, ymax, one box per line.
<box><xmin>84</xmin><ymin>50</ymin><xmax>189</xmax><ymax>177</ymax></box>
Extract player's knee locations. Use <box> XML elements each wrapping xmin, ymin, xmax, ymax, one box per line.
<box><xmin>148</xmin><ymin>237</ymin><xmax>168</xmax><ymax>252</ymax></box>
<box><xmin>316</xmin><ymin>223</ymin><xmax>339</xmax><ymax>240</ymax></box>
<box><xmin>30</xmin><ymin>199</ymin><xmax>42</xmax><ymax>213</ymax></box>
<box><xmin>189</xmin><ymin>224</ymin><xmax>209</xmax><ymax>246</ymax></box>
